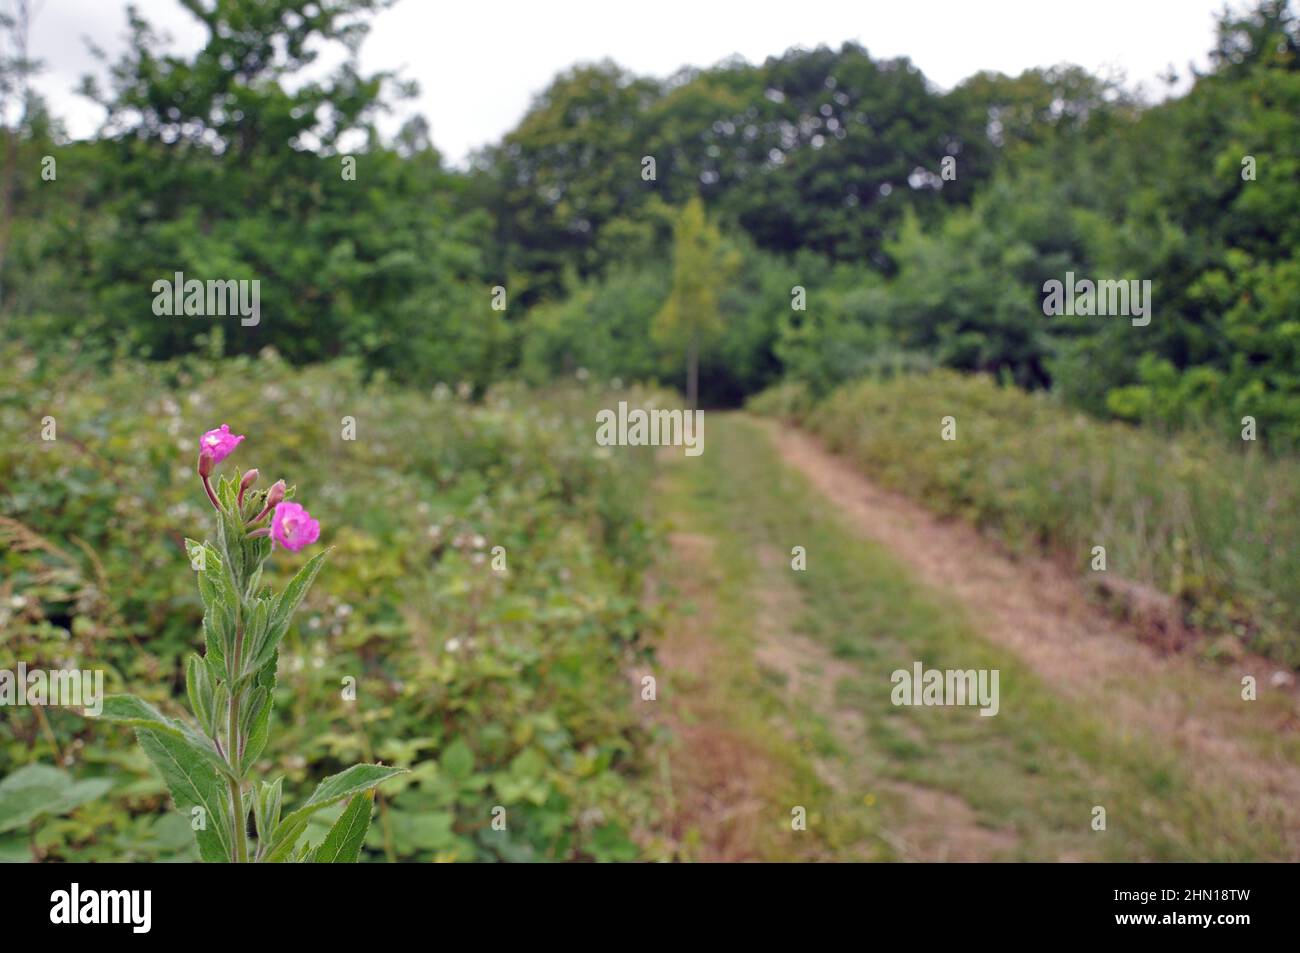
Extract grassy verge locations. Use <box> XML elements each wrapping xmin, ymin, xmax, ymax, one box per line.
<box><xmin>751</xmin><ymin>372</ymin><xmax>1300</xmax><ymax>667</ymax></box>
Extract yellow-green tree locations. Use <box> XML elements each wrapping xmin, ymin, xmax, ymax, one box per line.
<box><xmin>652</xmin><ymin>198</ymin><xmax>738</xmax><ymax>408</ymax></box>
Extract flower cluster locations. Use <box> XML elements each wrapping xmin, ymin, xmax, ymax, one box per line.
<box><xmin>198</xmin><ymin>425</ymin><xmax>320</xmax><ymax>552</ymax></box>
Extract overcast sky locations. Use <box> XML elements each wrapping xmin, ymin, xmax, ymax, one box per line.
<box><xmin>22</xmin><ymin>0</ymin><xmax>1248</xmax><ymax>165</ymax></box>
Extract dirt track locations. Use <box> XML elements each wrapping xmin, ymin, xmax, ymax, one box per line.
<box><xmin>763</xmin><ymin>419</ymin><xmax>1300</xmax><ymax>857</ymax></box>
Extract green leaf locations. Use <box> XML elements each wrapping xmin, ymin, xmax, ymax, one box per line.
<box><xmin>283</xmin><ymin>763</ymin><xmax>405</xmax><ymax>825</ymax></box>
<box><xmin>237</xmin><ymin>597</ymin><xmax>272</xmax><ymax>679</ymax></box>
<box><xmin>265</xmin><ymin>763</ymin><xmax>404</xmax><ymax>861</ymax></box>
<box><xmin>202</xmin><ymin>610</ymin><xmax>229</xmax><ymax>672</ymax></box>
<box><xmin>97</xmin><ymin>694</ymin><xmax>181</xmax><ymax>733</ymax></box>
<box><xmin>313</xmin><ymin>793</ymin><xmax>374</xmax><ymax>863</ymax></box>
<box><xmin>134</xmin><ymin>727</ymin><xmax>233</xmax><ymax>863</ymax></box>
<box><xmin>193</xmin><ymin>539</ymin><xmax>238</xmax><ymax>672</ymax></box>
<box><xmin>255</xmin><ymin>777</ymin><xmax>283</xmax><ymax>844</ymax></box>
<box><xmin>440</xmin><ymin>738</ymin><xmax>475</xmax><ymax>782</ymax></box>
<box><xmin>246</xmin><ymin>550</ymin><xmax>328</xmax><ymax>680</ymax></box>
<box><xmin>270</xmin><ymin>549</ymin><xmax>328</xmax><ymax>635</ymax></box>
<box><xmin>96</xmin><ymin>694</ymin><xmax>236</xmax><ymax>782</ymax></box>
<box><xmin>0</xmin><ymin>833</ymin><xmax>31</xmax><ymax>863</ymax></box>
<box><xmin>186</xmin><ymin>654</ymin><xmax>216</xmax><ymax>736</ymax></box>
<box><xmin>263</xmin><ymin>817</ymin><xmax>312</xmax><ymax>863</ymax></box>
<box><xmin>0</xmin><ymin>764</ymin><xmax>113</xmax><ymax>833</ymax></box>
<box><xmin>239</xmin><ymin>688</ymin><xmax>272</xmax><ymax>775</ymax></box>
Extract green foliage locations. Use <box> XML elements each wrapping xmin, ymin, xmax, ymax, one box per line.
<box><xmin>744</xmin><ymin>381</ymin><xmax>814</xmax><ymax>424</ymax></box>
<box><xmin>500</xmin><ymin>0</ymin><xmax>1300</xmax><ymax>447</ymax></box>
<box><xmin>0</xmin><ymin>346</ymin><xmax>661</xmax><ymax>861</ymax></box>
<box><xmin>0</xmin><ymin>764</ymin><xmax>113</xmax><ymax>862</ymax></box>
<box><xmin>875</xmin><ymin>1</ymin><xmax>1300</xmax><ymax>445</ymax></box>
<box><xmin>477</xmin><ymin>43</ymin><xmax>993</xmax><ymax>299</ymax></box>
<box><xmin>3</xmin><ymin>0</ymin><xmax>502</xmax><ymax>385</ymax></box>
<box><xmin>311</xmin><ymin>788</ymin><xmax>375</xmax><ymax>863</ymax></box>
<box><xmin>8</xmin><ymin>0</ymin><xmax>1298</xmax><ymax>441</ymax></box>
<box><xmin>652</xmin><ymin>199</ymin><xmax>740</xmax><ymax>406</ymax></box>
<box><xmin>520</xmin><ymin>265</ymin><xmax>671</xmax><ymax>388</ymax></box>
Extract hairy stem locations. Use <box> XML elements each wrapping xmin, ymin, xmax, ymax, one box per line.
<box><xmin>227</xmin><ymin>615</ymin><xmax>247</xmax><ymax>862</ymax></box>
<box><xmin>227</xmin><ymin>770</ymin><xmax>246</xmax><ymax>864</ymax></box>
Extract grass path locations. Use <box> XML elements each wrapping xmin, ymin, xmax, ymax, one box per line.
<box><xmin>645</xmin><ymin>413</ymin><xmax>1298</xmax><ymax>861</ymax></box>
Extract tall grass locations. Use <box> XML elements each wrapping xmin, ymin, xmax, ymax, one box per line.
<box><xmin>752</xmin><ymin>371</ymin><xmax>1300</xmax><ymax>667</ymax></box>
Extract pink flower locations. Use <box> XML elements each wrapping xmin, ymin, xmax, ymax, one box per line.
<box><xmin>199</xmin><ymin>425</ymin><xmax>245</xmax><ymax>465</ymax></box>
<box><xmin>271</xmin><ymin>501</ymin><xmax>320</xmax><ymax>552</ymax></box>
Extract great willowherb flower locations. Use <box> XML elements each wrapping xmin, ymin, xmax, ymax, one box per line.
<box><xmin>199</xmin><ymin>424</ymin><xmax>245</xmax><ymax>464</ymax></box>
<box><xmin>99</xmin><ymin>425</ymin><xmax>400</xmax><ymax>863</ymax></box>
<box><xmin>271</xmin><ymin>501</ymin><xmax>321</xmax><ymax>552</ymax></box>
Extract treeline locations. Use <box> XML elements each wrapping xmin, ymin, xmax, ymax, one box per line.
<box><xmin>2</xmin><ymin>1</ymin><xmax>1298</xmax><ymax>444</ymax></box>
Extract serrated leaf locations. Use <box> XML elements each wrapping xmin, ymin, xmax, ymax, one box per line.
<box><xmin>134</xmin><ymin>727</ymin><xmax>233</xmax><ymax>863</ymax></box>
<box><xmin>271</xmin><ymin>549</ymin><xmax>328</xmax><ymax>635</ymax></box>
<box><xmin>256</xmin><ymin>651</ymin><xmax>278</xmax><ymax>691</ymax></box>
<box><xmin>239</xmin><ymin>597</ymin><xmax>272</xmax><ymax>676</ymax></box>
<box><xmin>266</xmin><ymin>763</ymin><xmax>404</xmax><ymax>859</ymax></box>
<box><xmin>97</xmin><ymin>694</ymin><xmax>237</xmax><ymax>782</ymax></box>
<box><xmin>263</xmin><ymin>816</ymin><xmax>312</xmax><ymax>863</ymax></box>
<box><xmin>195</xmin><ymin>541</ymin><xmax>238</xmax><ymax>669</ymax></box>
<box><xmin>194</xmin><ymin>541</ymin><xmax>232</xmax><ymax>605</ymax></box>
<box><xmin>202</xmin><ymin>611</ymin><xmax>228</xmax><ymax>673</ymax></box>
<box><xmin>239</xmin><ymin>688</ymin><xmax>272</xmax><ymax>775</ymax></box>
<box><xmin>97</xmin><ymin>694</ymin><xmax>182</xmax><ymax>733</ymax></box>
<box><xmin>313</xmin><ymin>793</ymin><xmax>374</xmax><ymax>863</ymax></box>
<box><xmin>186</xmin><ymin>655</ymin><xmax>216</xmax><ymax>736</ymax></box>
<box><xmin>246</xmin><ymin>552</ymin><xmax>328</xmax><ymax>681</ymax></box>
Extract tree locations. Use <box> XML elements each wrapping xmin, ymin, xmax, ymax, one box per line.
<box><xmin>653</xmin><ymin>198</ymin><xmax>738</xmax><ymax>408</ymax></box>
<box><xmin>0</xmin><ymin>0</ymin><xmax>40</xmax><ymax>303</ymax></box>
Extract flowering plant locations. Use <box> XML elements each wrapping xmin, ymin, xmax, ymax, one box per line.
<box><xmin>98</xmin><ymin>426</ymin><xmax>402</xmax><ymax>862</ymax></box>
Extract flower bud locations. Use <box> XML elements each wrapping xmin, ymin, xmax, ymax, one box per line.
<box><xmin>265</xmin><ymin>480</ymin><xmax>287</xmax><ymax>509</ymax></box>
<box><xmin>238</xmin><ymin>469</ymin><xmax>259</xmax><ymax>508</ymax></box>
<box><xmin>250</xmin><ymin>479</ymin><xmax>288</xmax><ymax>525</ymax></box>
<box><xmin>197</xmin><ymin>451</ymin><xmax>214</xmax><ymax>479</ymax></box>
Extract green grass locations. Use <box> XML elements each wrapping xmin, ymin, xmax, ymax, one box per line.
<box><xmin>655</xmin><ymin>412</ymin><xmax>1289</xmax><ymax>860</ymax></box>
<box><xmin>652</xmin><ymin>435</ymin><xmax>883</xmax><ymax>861</ymax></box>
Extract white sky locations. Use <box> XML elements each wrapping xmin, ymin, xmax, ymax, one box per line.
<box><xmin>22</xmin><ymin>0</ymin><xmax>1249</xmax><ymax>166</ymax></box>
